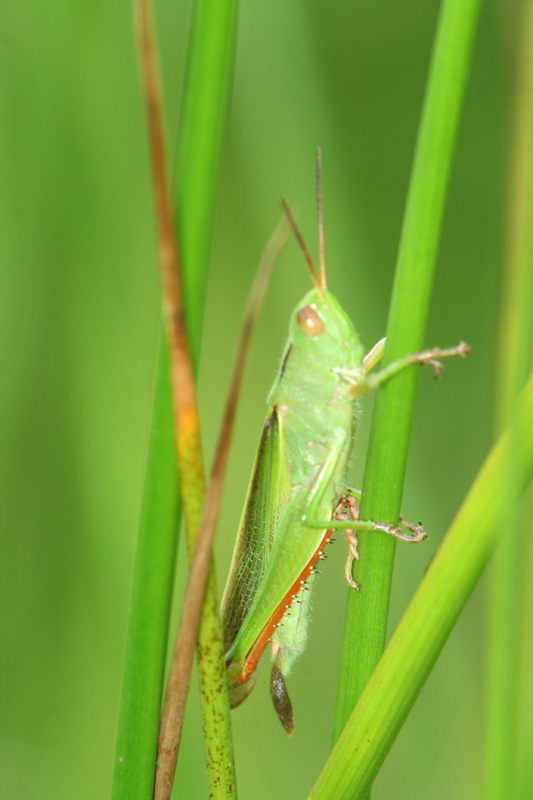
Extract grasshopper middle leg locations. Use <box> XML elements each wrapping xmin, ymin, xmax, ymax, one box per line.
<box><xmin>307</xmin><ymin>491</ymin><xmax>427</xmax><ymax>591</ymax></box>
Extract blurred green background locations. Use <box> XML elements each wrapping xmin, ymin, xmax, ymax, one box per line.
<box><xmin>3</xmin><ymin>1</ymin><xmax>528</xmax><ymax>798</ymax></box>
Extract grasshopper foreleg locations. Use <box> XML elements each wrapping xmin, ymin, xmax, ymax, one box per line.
<box><xmin>336</xmin><ymin>340</ymin><xmax>470</xmax><ymax>396</ymax></box>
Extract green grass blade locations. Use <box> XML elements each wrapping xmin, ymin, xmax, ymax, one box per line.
<box><xmin>174</xmin><ymin>0</ymin><xmax>240</xmax><ymax>362</ymax></box>
<box><xmin>111</xmin><ymin>1</ymin><xmax>238</xmax><ymax>797</ymax></box>
<box><xmin>485</xmin><ymin>2</ymin><xmax>533</xmax><ymax>797</ymax></box>
<box><xmin>112</xmin><ymin>341</ymin><xmax>178</xmax><ymax>800</ymax></box>
<box><xmin>310</xmin><ymin>370</ymin><xmax>533</xmax><ymax>800</ymax></box>
<box><xmin>332</xmin><ymin>0</ymin><xmax>482</xmax><ymax>751</ymax></box>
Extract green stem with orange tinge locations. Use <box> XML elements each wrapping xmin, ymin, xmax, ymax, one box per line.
<box><xmin>111</xmin><ymin>0</ymin><xmax>239</xmax><ymax>798</ymax></box>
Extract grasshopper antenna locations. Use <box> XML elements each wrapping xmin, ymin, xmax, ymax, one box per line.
<box><xmin>279</xmin><ymin>196</ymin><xmax>323</xmax><ymax>294</ymax></box>
<box><xmin>316</xmin><ymin>148</ymin><xmax>327</xmax><ymax>290</ymax></box>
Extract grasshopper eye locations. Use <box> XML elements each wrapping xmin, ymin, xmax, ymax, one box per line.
<box><xmin>297</xmin><ymin>305</ymin><xmax>324</xmax><ymax>337</ymax></box>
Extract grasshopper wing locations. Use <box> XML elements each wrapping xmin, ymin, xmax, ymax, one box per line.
<box><xmin>221</xmin><ymin>407</ymin><xmax>291</xmax><ymax>707</ymax></box>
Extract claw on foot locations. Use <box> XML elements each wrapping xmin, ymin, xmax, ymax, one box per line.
<box><xmin>344</xmin><ymin>555</ymin><xmax>360</xmax><ymax>591</ymax></box>
<box><xmin>420</xmin><ymin>341</ymin><xmax>470</xmax><ymax>378</ymax></box>
<box><xmin>399</xmin><ymin>514</ymin><xmax>427</xmax><ymax>542</ymax></box>
<box><xmin>366</xmin><ymin>517</ymin><xmax>428</xmax><ymax>543</ymax></box>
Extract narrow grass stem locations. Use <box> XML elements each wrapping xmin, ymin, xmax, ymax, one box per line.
<box><xmin>168</xmin><ymin>1</ymin><xmax>240</xmax><ymax>794</ymax></box>
<box><xmin>331</xmin><ymin>0</ymin><xmax>482</xmax><ymax>761</ymax></box>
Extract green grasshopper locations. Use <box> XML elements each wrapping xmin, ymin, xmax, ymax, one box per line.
<box><xmin>220</xmin><ymin>152</ymin><xmax>469</xmax><ymax>734</ymax></box>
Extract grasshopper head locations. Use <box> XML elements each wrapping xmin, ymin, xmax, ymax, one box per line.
<box><xmin>281</xmin><ymin>152</ymin><xmax>364</xmax><ymax>370</ymax></box>
<box><xmin>289</xmin><ymin>288</ymin><xmax>364</xmax><ymax>369</ymax></box>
